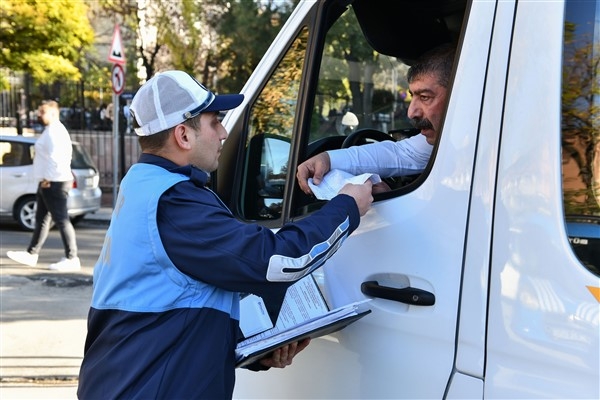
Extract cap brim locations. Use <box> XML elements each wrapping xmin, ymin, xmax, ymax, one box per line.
<box><xmin>204</xmin><ymin>94</ymin><xmax>244</xmax><ymax>113</ymax></box>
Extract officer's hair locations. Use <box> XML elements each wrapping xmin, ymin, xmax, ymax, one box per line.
<box><xmin>138</xmin><ymin>114</ymin><xmax>202</xmax><ymax>151</ymax></box>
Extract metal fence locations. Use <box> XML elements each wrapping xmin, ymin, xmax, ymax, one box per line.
<box><xmin>70</xmin><ymin>129</ymin><xmax>141</xmax><ymax>195</ymax></box>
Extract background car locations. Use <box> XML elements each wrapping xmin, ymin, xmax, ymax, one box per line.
<box><xmin>0</xmin><ymin>134</ymin><xmax>102</xmax><ymax>230</ymax></box>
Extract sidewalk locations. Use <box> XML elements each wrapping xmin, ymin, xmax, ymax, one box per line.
<box><xmin>0</xmin><ymin>207</ymin><xmax>112</xmax><ymax>399</ymax></box>
<box><xmin>1</xmin><ymin>268</ymin><xmax>93</xmax><ymax>399</ymax></box>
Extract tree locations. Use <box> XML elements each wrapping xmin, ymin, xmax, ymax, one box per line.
<box><xmin>93</xmin><ymin>0</ymin><xmax>162</xmax><ymax>84</ymax></box>
<box><xmin>158</xmin><ymin>0</ymin><xmax>222</xmax><ymax>82</ymax></box>
<box><xmin>215</xmin><ymin>0</ymin><xmax>297</xmax><ymax>94</ymax></box>
<box><xmin>94</xmin><ymin>0</ymin><xmax>296</xmax><ymax>91</ymax></box>
<box><xmin>562</xmin><ymin>21</ymin><xmax>600</xmax><ymax>215</ymax></box>
<box><xmin>249</xmin><ymin>28</ymin><xmax>307</xmax><ymax>139</ymax></box>
<box><xmin>155</xmin><ymin>0</ymin><xmax>296</xmax><ymax>93</ymax></box>
<box><xmin>324</xmin><ymin>8</ymin><xmax>380</xmax><ymax>120</ymax></box>
<box><xmin>0</xmin><ymin>0</ymin><xmax>94</xmax><ymax>83</ymax></box>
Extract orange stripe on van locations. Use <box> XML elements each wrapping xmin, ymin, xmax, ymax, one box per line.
<box><xmin>587</xmin><ymin>286</ymin><xmax>600</xmax><ymax>303</ymax></box>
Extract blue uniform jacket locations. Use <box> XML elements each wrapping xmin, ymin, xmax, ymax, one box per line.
<box><xmin>78</xmin><ymin>154</ymin><xmax>361</xmax><ymax>399</ymax></box>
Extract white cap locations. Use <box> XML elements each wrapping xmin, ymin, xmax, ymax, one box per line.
<box><xmin>130</xmin><ymin>70</ymin><xmax>244</xmax><ymax>136</ymax></box>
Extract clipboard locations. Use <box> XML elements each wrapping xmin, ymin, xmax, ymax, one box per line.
<box><xmin>236</xmin><ymin>309</ymin><xmax>371</xmax><ymax>368</ymax></box>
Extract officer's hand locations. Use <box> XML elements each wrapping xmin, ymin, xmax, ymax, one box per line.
<box><xmin>259</xmin><ymin>338</ymin><xmax>311</xmax><ymax>368</ymax></box>
<box><xmin>338</xmin><ymin>181</ymin><xmax>373</xmax><ymax>216</ymax></box>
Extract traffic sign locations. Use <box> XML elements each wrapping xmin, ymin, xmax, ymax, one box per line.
<box><xmin>108</xmin><ymin>24</ymin><xmax>126</xmax><ymax>64</ymax></box>
<box><xmin>111</xmin><ymin>64</ymin><xmax>125</xmax><ymax>95</ymax></box>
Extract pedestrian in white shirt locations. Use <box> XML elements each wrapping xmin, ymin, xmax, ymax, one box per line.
<box><xmin>7</xmin><ymin>100</ymin><xmax>80</xmax><ymax>271</ymax></box>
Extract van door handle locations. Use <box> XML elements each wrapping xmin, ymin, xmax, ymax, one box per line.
<box><xmin>361</xmin><ymin>281</ymin><xmax>435</xmax><ymax>306</ymax></box>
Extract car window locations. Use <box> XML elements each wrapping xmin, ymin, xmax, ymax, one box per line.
<box><xmin>561</xmin><ymin>0</ymin><xmax>600</xmax><ymax>275</ymax></box>
<box><xmin>293</xmin><ymin>6</ymin><xmax>449</xmax><ymax>217</ymax></box>
<box><xmin>308</xmin><ymin>10</ymin><xmax>413</xmax><ymax>143</ymax></box>
<box><xmin>236</xmin><ymin>3</ymin><xmax>460</xmax><ymax>224</ymax></box>
<box><xmin>0</xmin><ymin>141</ymin><xmax>32</xmax><ymax>167</ymax></box>
<box><xmin>71</xmin><ymin>143</ymin><xmax>98</xmax><ymax>171</ymax></box>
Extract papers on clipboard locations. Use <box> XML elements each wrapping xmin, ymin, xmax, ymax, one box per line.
<box><xmin>235</xmin><ymin>275</ymin><xmax>371</xmax><ymax>368</ymax></box>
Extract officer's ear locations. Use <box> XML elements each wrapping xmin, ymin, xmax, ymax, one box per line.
<box><xmin>172</xmin><ymin>124</ymin><xmax>193</xmax><ymax>150</ymax></box>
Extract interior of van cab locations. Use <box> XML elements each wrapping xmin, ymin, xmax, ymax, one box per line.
<box><xmin>352</xmin><ymin>0</ymin><xmax>466</xmax><ymax>63</ymax></box>
<box><xmin>238</xmin><ymin>0</ymin><xmax>468</xmax><ymax>222</ymax></box>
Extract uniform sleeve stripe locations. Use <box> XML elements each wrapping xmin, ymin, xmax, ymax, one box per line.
<box><xmin>266</xmin><ymin>217</ymin><xmax>350</xmax><ymax>282</ymax></box>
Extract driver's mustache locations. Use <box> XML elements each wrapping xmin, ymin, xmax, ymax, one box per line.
<box><xmin>411</xmin><ymin>117</ymin><xmax>433</xmax><ymax>130</ymax></box>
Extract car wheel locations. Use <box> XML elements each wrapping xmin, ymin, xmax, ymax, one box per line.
<box><xmin>15</xmin><ymin>196</ymin><xmax>37</xmax><ymax>231</ymax></box>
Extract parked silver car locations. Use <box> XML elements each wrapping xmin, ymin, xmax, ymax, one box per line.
<box><xmin>0</xmin><ymin>134</ymin><xmax>102</xmax><ymax>230</ymax></box>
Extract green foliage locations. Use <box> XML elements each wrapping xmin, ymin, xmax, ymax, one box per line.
<box><xmin>215</xmin><ymin>0</ymin><xmax>297</xmax><ymax>94</ymax></box>
<box><xmin>0</xmin><ymin>0</ymin><xmax>94</xmax><ymax>83</ymax></box>
<box><xmin>83</xmin><ymin>64</ymin><xmax>113</xmax><ymax>105</ymax></box>
<box><xmin>159</xmin><ymin>0</ymin><xmax>212</xmax><ymax>76</ymax></box>
<box><xmin>0</xmin><ymin>73</ymin><xmax>8</xmax><ymax>91</ymax></box>
<box><xmin>325</xmin><ymin>8</ymin><xmax>379</xmax><ymax>117</ymax></box>
<box><xmin>250</xmin><ymin>27</ymin><xmax>307</xmax><ymax>140</ymax></box>
<box><xmin>0</xmin><ymin>0</ymin><xmax>308</xmax><ymax>123</ymax></box>
<box><xmin>92</xmin><ymin>0</ymin><xmax>295</xmax><ymax>91</ymax></box>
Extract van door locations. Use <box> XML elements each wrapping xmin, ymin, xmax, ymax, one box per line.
<box><xmin>223</xmin><ymin>0</ymin><xmax>494</xmax><ymax>397</ymax></box>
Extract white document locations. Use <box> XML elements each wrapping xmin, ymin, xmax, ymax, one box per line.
<box><xmin>308</xmin><ymin>169</ymin><xmax>381</xmax><ymax>200</ymax></box>
<box><xmin>238</xmin><ymin>275</ymin><xmax>328</xmax><ymax>344</ymax></box>
<box><xmin>239</xmin><ymin>294</ymin><xmax>273</xmax><ymax>338</ymax></box>
<box><xmin>235</xmin><ymin>274</ymin><xmax>372</xmax><ymax>367</ymax></box>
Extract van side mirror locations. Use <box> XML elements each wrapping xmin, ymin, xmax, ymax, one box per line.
<box><xmin>243</xmin><ymin>134</ymin><xmax>290</xmax><ymax>220</ymax></box>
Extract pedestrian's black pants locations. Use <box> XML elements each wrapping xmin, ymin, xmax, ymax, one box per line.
<box><xmin>28</xmin><ymin>181</ymin><xmax>78</xmax><ymax>259</ymax></box>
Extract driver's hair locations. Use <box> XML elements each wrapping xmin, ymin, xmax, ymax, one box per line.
<box><xmin>407</xmin><ymin>43</ymin><xmax>456</xmax><ymax>88</ymax></box>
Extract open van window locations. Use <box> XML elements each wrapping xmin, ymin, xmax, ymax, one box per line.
<box><xmin>304</xmin><ymin>8</ymin><xmax>426</xmax><ymax>198</ymax></box>
<box><xmin>236</xmin><ymin>1</ymin><xmax>464</xmax><ymax>223</ymax></box>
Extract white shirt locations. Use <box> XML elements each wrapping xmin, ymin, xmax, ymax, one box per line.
<box><xmin>33</xmin><ymin>120</ymin><xmax>73</xmax><ymax>182</ymax></box>
<box><xmin>327</xmin><ymin>133</ymin><xmax>433</xmax><ymax>178</ymax></box>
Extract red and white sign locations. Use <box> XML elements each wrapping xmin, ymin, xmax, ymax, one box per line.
<box><xmin>111</xmin><ymin>64</ymin><xmax>125</xmax><ymax>95</ymax></box>
<box><xmin>108</xmin><ymin>24</ymin><xmax>126</xmax><ymax>65</ymax></box>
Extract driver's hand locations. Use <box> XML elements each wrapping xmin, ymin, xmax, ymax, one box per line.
<box><xmin>296</xmin><ymin>153</ymin><xmax>331</xmax><ymax>195</ymax></box>
<box><xmin>372</xmin><ymin>181</ymin><xmax>391</xmax><ymax>194</ymax></box>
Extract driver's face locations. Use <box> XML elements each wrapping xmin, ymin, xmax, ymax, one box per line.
<box><xmin>407</xmin><ymin>73</ymin><xmax>448</xmax><ymax>145</ymax></box>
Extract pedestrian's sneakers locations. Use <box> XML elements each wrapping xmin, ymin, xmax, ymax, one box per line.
<box><xmin>7</xmin><ymin>251</ymin><xmax>38</xmax><ymax>267</ymax></box>
<box><xmin>49</xmin><ymin>257</ymin><xmax>81</xmax><ymax>272</ymax></box>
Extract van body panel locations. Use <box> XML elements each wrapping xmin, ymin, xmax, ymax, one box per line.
<box><xmin>483</xmin><ymin>1</ymin><xmax>600</xmax><ymax>398</ymax></box>
<box><xmin>454</xmin><ymin>0</ymin><xmax>515</xmax><ymax>379</ymax></box>
<box><xmin>446</xmin><ymin>372</ymin><xmax>484</xmax><ymax>399</ymax></box>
